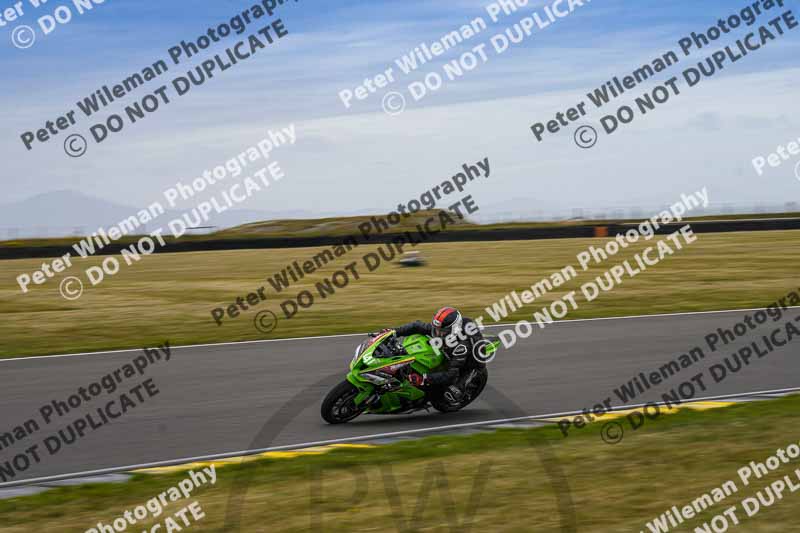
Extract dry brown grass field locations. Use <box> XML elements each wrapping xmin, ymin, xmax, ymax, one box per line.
<box><xmin>0</xmin><ymin>230</ymin><xmax>796</xmax><ymax>358</ymax></box>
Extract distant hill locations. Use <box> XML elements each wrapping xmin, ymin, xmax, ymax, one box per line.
<box><xmin>3</xmin><ymin>190</ymin><xmax>797</xmax><ymax>241</ymax></box>
<box><xmin>0</xmin><ymin>190</ymin><xmax>312</xmax><ymax>239</ymax></box>
<box><xmin>216</xmin><ymin>210</ymin><xmax>480</xmax><ymax>239</ymax></box>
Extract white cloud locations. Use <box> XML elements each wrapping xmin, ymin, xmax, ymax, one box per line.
<box><xmin>3</xmin><ymin>1</ymin><xmax>799</xmax><ymax>224</ymax></box>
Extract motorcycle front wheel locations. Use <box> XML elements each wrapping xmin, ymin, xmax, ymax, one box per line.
<box><xmin>321</xmin><ymin>380</ymin><xmax>365</xmax><ymax>424</ymax></box>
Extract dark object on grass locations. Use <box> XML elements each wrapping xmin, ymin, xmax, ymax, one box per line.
<box><xmin>398</xmin><ymin>251</ymin><xmax>427</xmax><ymax>267</ymax></box>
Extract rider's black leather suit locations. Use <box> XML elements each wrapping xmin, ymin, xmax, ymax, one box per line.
<box><xmin>393</xmin><ymin>318</ymin><xmax>484</xmax><ymax>386</ymax></box>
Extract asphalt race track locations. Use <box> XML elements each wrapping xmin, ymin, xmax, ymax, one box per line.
<box><xmin>1</xmin><ymin>308</ymin><xmax>798</xmax><ymax>485</ymax></box>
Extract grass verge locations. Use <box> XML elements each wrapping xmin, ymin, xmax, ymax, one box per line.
<box><xmin>2</xmin><ymin>395</ymin><xmax>799</xmax><ymax>531</ymax></box>
<box><xmin>0</xmin><ymin>230</ymin><xmax>797</xmax><ymax>357</ymax></box>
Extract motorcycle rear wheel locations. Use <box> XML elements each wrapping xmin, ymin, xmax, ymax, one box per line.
<box><xmin>321</xmin><ymin>380</ymin><xmax>365</xmax><ymax>424</ymax></box>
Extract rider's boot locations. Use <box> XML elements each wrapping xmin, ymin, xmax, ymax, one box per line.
<box><xmin>444</xmin><ymin>384</ymin><xmax>464</xmax><ymax>404</ymax></box>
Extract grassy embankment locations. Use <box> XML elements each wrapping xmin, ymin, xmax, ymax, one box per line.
<box><xmin>2</xmin><ymin>210</ymin><xmax>797</xmax><ymax>247</ymax></box>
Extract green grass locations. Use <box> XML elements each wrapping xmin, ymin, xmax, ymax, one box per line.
<box><xmin>2</xmin><ymin>395</ymin><xmax>800</xmax><ymax>532</ymax></box>
<box><xmin>0</xmin><ymin>230</ymin><xmax>797</xmax><ymax>358</ymax></box>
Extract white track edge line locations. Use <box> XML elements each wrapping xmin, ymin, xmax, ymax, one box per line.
<box><xmin>3</xmin><ymin>305</ymin><xmax>799</xmax><ymax>363</ymax></box>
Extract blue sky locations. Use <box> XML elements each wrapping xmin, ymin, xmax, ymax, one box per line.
<box><xmin>3</xmin><ymin>0</ymin><xmax>800</xmax><ymax>222</ymax></box>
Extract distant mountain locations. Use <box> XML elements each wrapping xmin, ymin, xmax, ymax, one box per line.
<box><xmin>0</xmin><ymin>191</ymin><xmax>313</xmax><ymax>239</ymax></box>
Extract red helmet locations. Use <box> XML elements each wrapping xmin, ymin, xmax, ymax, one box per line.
<box><xmin>432</xmin><ymin>307</ymin><xmax>462</xmax><ymax>337</ymax></box>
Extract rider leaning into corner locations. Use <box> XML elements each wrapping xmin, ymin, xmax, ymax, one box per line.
<box><xmin>376</xmin><ymin>307</ymin><xmax>485</xmax><ymax>405</ymax></box>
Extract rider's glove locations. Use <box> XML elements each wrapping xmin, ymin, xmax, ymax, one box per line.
<box><xmin>371</xmin><ymin>328</ymin><xmax>392</xmax><ymax>337</ymax></box>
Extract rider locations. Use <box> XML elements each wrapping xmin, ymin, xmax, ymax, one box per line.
<box><xmin>380</xmin><ymin>307</ymin><xmax>484</xmax><ymax>404</ymax></box>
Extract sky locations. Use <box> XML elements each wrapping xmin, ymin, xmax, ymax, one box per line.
<box><xmin>2</xmin><ymin>0</ymin><xmax>799</xmax><ymax>226</ymax></box>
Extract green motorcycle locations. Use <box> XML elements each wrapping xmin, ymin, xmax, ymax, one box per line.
<box><xmin>321</xmin><ymin>330</ymin><xmax>500</xmax><ymax>424</ymax></box>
